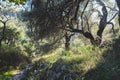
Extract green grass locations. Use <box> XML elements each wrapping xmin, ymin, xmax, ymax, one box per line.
<box><xmin>21</xmin><ymin>34</ymin><xmax>120</xmax><ymax>80</ymax></box>
<box><xmin>20</xmin><ymin>42</ymin><xmax>106</xmax><ymax>80</ymax></box>
<box><xmin>1</xmin><ymin>31</ymin><xmax>120</xmax><ymax>80</ymax></box>
<box><xmin>0</xmin><ymin>70</ymin><xmax>19</xmax><ymax>80</ymax></box>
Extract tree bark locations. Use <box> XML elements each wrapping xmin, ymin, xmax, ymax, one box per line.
<box><xmin>0</xmin><ymin>19</ymin><xmax>8</xmax><ymax>53</ymax></box>
<box><xmin>95</xmin><ymin>0</ymin><xmax>108</xmax><ymax>45</ymax></box>
<box><xmin>116</xmin><ymin>0</ymin><xmax>120</xmax><ymax>25</ymax></box>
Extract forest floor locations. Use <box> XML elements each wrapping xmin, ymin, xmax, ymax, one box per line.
<box><xmin>0</xmin><ymin>31</ymin><xmax>120</xmax><ymax>80</ymax></box>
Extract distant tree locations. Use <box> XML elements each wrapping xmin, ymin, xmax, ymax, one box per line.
<box><xmin>0</xmin><ymin>16</ymin><xmax>9</xmax><ymax>47</ymax></box>
<box><xmin>0</xmin><ymin>0</ymin><xmax>25</xmax><ymax>47</ymax></box>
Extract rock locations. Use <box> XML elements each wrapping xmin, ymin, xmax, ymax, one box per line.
<box><xmin>10</xmin><ymin>63</ymin><xmax>34</xmax><ymax>80</ymax></box>
<box><xmin>61</xmin><ymin>65</ymin><xmax>66</xmax><ymax>71</ymax></box>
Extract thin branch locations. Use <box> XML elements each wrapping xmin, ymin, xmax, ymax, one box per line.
<box><xmin>107</xmin><ymin>12</ymin><xmax>118</xmax><ymax>23</ymax></box>
<box><xmin>81</xmin><ymin>0</ymin><xmax>90</xmax><ymax>19</ymax></box>
<box><xmin>107</xmin><ymin>22</ymin><xmax>115</xmax><ymax>34</ymax></box>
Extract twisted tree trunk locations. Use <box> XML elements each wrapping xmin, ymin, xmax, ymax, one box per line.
<box><xmin>95</xmin><ymin>0</ymin><xmax>108</xmax><ymax>45</ymax></box>
<box><xmin>116</xmin><ymin>0</ymin><xmax>120</xmax><ymax>25</ymax></box>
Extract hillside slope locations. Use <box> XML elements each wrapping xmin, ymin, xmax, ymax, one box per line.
<box><xmin>10</xmin><ymin>36</ymin><xmax>120</xmax><ymax>80</ymax></box>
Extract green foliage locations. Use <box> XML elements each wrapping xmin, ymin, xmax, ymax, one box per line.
<box><xmin>9</xmin><ymin>0</ymin><xmax>26</xmax><ymax>4</ymax></box>
<box><xmin>0</xmin><ymin>70</ymin><xmax>20</xmax><ymax>80</ymax></box>
<box><xmin>0</xmin><ymin>74</ymin><xmax>11</xmax><ymax>80</ymax></box>
<box><xmin>18</xmin><ymin>38</ymin><xmax>103</xmax><ymax>79</ymax></box>
<box><xmin>18</xmin><ymin>35</ymin><xmax>120</xmax><ymax>80</ymax></box>
<box><xmin>0</xmin><ymin>44</ymin><xmax>29</xmax><ymax>72</ymax></box>
<box><xmin>61</xmin><ymin>50</ymin><xmax>73</xmax><ymax>56</ymax></box>
<box><xmin>23</xmin><ymin>41</ymin><xmax>35</xmax><ymax>55</ymax></box>
<box><xmin>84</xmin><ymin>36</ymin><xmax>120</xmax><ymax>80</ymax></box>
<box><xmin>1</xmin><ymin>43</ymin><xmax>18</xmax><ymax>53</ymax></box>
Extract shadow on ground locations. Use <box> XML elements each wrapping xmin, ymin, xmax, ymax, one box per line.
<box><xmin>84</xmin><ymin>36</ymin><xmax>120</xmax><ymax>80</ymax></box>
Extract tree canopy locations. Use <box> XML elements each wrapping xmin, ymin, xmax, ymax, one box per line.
<box><xmin>25</xmin><ymin>0</ymin><xmax>120</xmax><ymax>49</ymax></box>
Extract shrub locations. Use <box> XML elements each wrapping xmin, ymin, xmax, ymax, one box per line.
<box><xmin>0</xmin><ymin>44</ymin><xmax>29</xmax><ymax>72</ymax></box>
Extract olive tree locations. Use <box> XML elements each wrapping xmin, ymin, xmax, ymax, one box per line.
<box><xmin>25</xmin><ymin>0</ymin><xmax>119</xmax><ymax>50</ymax></box>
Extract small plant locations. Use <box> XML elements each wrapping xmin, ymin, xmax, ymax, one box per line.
<box><xmin>61</xmin><ymin>50</ymin><xmax>73</xmax><ymax>56</ymax></box>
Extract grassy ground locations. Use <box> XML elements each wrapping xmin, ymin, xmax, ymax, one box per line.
<box><xmin>1</xmin><ymin>31</ymin><xmax>120</xmax><ymax>80</ymax></box>
<box><xmin>17</xmin><ymin>35</ymin><xmax>120</xmax><ymax>80</ymax></box>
